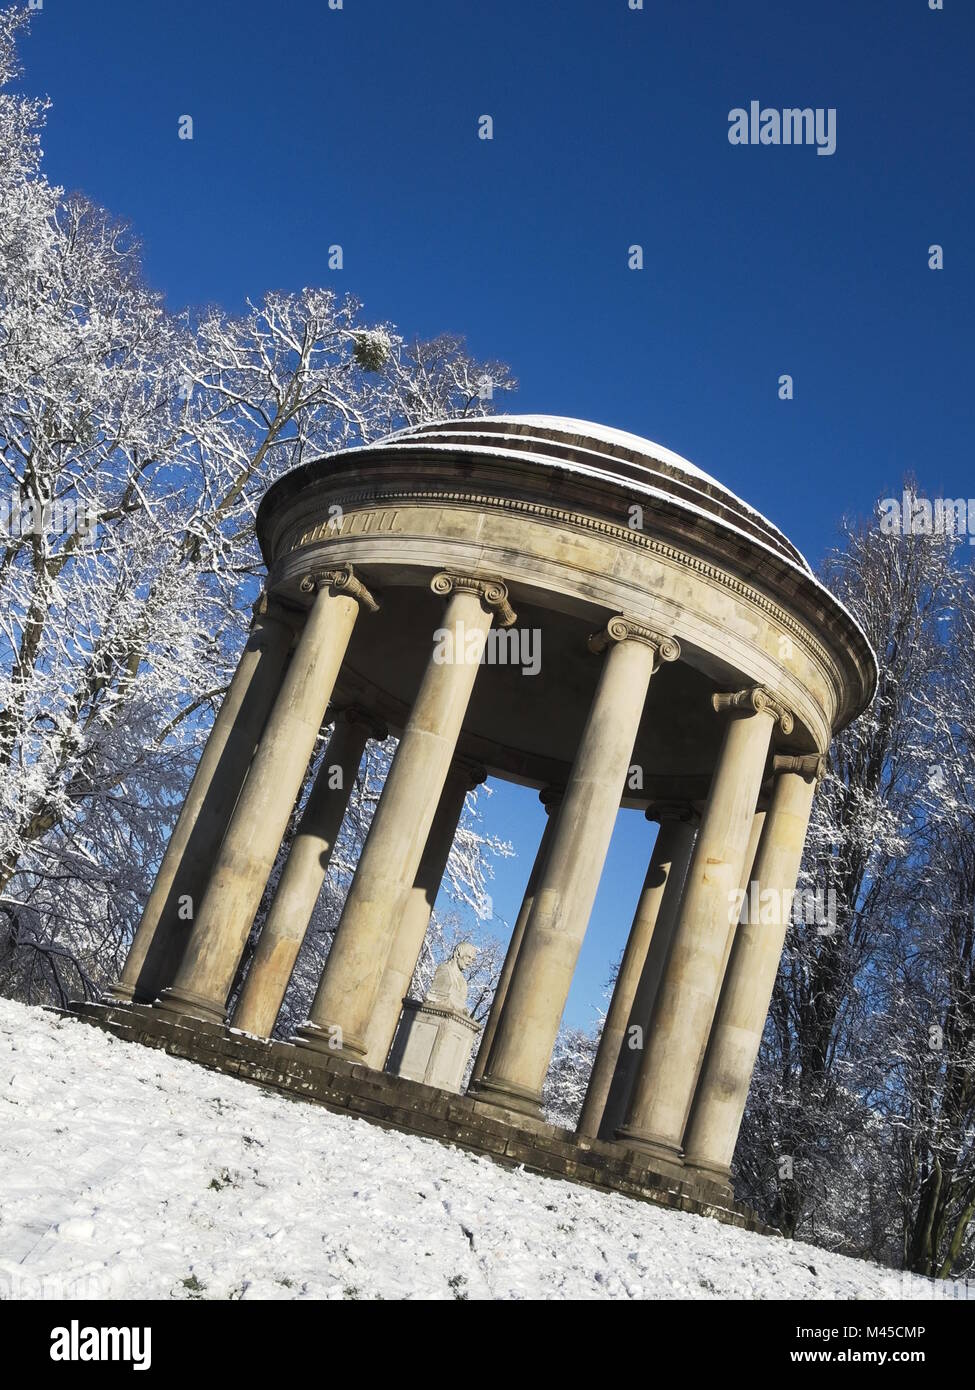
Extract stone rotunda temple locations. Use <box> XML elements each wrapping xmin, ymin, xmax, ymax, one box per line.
<box><xmin>80</xmin><ymin>415</ymin><xmax>877</xmax><ymax>1223</ymax></box>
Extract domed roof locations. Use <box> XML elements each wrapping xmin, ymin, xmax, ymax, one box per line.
<box><xmin>379</xmin><ymin>414</ymin><xmax>813</xmax><ymax>575</ymax></box>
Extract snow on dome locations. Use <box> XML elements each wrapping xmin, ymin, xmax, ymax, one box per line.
<box><xmin>386</xmin><ymin>413</ymin><xmax>719</xmax><ymax>487</ymax></box>
<box><xmin>487</xmin><ymin>414</ymin><xmax>721</xmax><ymax>486</ymax></box>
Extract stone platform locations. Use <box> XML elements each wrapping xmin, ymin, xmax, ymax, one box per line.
<box><xmin>65</xmin><ymin>1000</ymin><xmax>774</xmax><ymax>1236</ymax></box>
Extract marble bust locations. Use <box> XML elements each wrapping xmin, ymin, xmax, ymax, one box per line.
<box><xmin>424</xmin><ymin>942</ymin><xmax>477</xmax><ymax>1015</ymax></box>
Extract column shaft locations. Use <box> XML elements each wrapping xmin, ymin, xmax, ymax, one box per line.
<box><xmin>157</xmin><ymin>572</ymin><xmax>372</xmax><ymax>1022</ymax></box>
<box><xmin>722</xmin><ymin>808</ymin><xmax>767</xmax><ymax>982</ymax></box>
<box><xmin>231</xmin><ymin>712</ymin><xmax>375</xmax><ymax>1038</ymax></box>
<box><xmin>469</xmin><ymin>788</ymin><xmax>562</xmax><ymax>1088</ymax></box>
<box><xmin>475</xmin><ymin>619</ymin><xmax>677</xmax><ymax>1118</ymax></box>
<box><xmin>618</xmin><ymin>688</ymin><xmax>788</xmax><ymax>1166</ymax></box>
<box><xmin>108</xmin><ymin>598</ymin><xmax>294</xmax><ymax>1003</ymax></box>
<box><xmin>683</xmin><ymin>759</ymin><xmax>819</xmax><ymax>1181</ymax></box>
<box><xmin>297</xmin><ymin>575</ymin><xmax>512</xmax><ymax>1061</ymax></box>
<box><xmin>363</xmin><ymin>758</ymin><xmax>484</xmax><ymax>1069</ymax></box>
<box><xmin>577</xmin><ymin>812</ymin><xmax>697</xmax><ymax>1140</ymax></box>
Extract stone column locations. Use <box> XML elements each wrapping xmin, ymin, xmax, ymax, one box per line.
<box><xmin>617</xmin><ymin>686</ymin><xmax>793</xmax><ymax>1170</ymax></box>
<box><xmin>473</xmin><ymin>617</ymin><xmax>680</xmax><ymax>1119</ymax></box>
<box><xmin>576</xmin><ymin>805</ymin><xmax>698</xmax><ymax>1141</ymax></box>
<box><xmin>156</xmin><ymin>565</ymin><xmax>378</xmax><ymax>1023</ymax></box>
<box><xmin>296</xmin><ymin>573</ymin><xmax>516</xmax><ymax>1062</ymax></box>
<box><xmin>722</xmin><ymin>808</ymin><xmax>768</xmax><ymax>981</ymax></box>
<box><xmin>363</xmin><ymin>757</ymin><xmax>487</xmax><ymax>1070</ymax></box>
<box><xmin>231</xmin><ymin>709</ymin><xmax>384</xmax><ymax>1040</ymax></box>
<box><xmin>683</xmin><ymin>754</ymin><xmax>823</xmax><ymax>1186</ymax></box>
<box><xmin>107</xmin><ymin>595</ymin><xmax>297</xmax><ymax>1004</ymax></box>
<box><xmin>468</xmin><ymin>786</ymin><xmax>563</xmax><ymax>1089</ymax></box>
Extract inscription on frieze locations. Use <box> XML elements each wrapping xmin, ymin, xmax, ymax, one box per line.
<box><xmin>291</xmin><ymin>508</ymin><xmax>401</xmax><ymax>551</ymax></box>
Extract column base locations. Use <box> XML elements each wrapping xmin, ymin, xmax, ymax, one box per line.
<box><xmin>682</xmin><ymin>1155</ymin><xmax>735</xmax><ymax>1200</ymax></box>
<box><xmin>466</xmin><ymin>1073</ymin><xmax>544</xmax><ymax>1121</ymax></box>
<box><xmin>615</xmin><ymin>1125</ymin><xmax>685</xmax><ymax>1173</ymax></box>
<box><xmin>102</xmin><ymin>981</ymin><xmax>138</xmax><ymax>1004</ymax></box>
<box><xmin>293</xmin><ymin>1020</ymin><xmax>368</xmax><ymax>1064</ymax></box>
<box><xmin>155</xmin><ymin>986</ymin><xmax>227</xmax><ymax>1026</ymax></box>
<box><xmin>103</xmin><ymin>980</ymin><xmax>160</xmax><ymax>1006</ymax></box>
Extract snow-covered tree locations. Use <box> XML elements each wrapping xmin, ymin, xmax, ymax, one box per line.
<box><xmin>543</xmin><ymin>1026</ymin><xmax>600</xmax><ymax>1130</ymax></box>
<box><xmin>0</xmin><ymin>11</ymin><xmax>515</xmax><ymax>1005</ymax></box>
<box><xmin>735</xmin><ymin>509</ymin><xmax>973</xmax><ymax>1273</ymax></box>
<box><xmin>891</xmin><ymin>578</ymin><xmax>975</xmax><ymax>1276</ymax></box>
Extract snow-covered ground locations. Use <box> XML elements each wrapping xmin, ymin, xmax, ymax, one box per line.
<box><xmin>0</xmin><ymin>998</ymin><xmax>943</xmax><ymax>1301</ymax></box>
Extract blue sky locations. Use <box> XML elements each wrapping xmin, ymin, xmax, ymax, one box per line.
<box><xmin>18</xmin><ymin>0</ymin><xmax>974</xmax><ymax>1027</ymax></box>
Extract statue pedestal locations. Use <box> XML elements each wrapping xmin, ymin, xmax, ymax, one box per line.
<box><xmin>388</xmin><ymin>999</ymin><xmax>480</xmax><ymax>1093</ymax></box>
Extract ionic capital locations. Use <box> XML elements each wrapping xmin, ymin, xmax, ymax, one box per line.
<box><xmin>772</xmin><ymin>752</ymin><xmax>827</xmax><ymax>783</ymax></box>
<box><xmin>453</xmin><ymin>755</ymin><xmax>488</xmax><ymax>789</ymax></box>
<box><xmin>339</xmin><ymin>706</ymin><xmax>389</xmax><ymax>742</ymax></box>
<box><xmin>587</xmin><ymin>615</ymin><xmax>681</xmax><ymax>663</ymax></box>
<box><xmin>712</xmin><ymin>685</ymin><xmax>795</xmax><ymax>735</ymax></box>
<box><xmin>251</xmin><ymin>591</ymin><xmax>304</xmax><ymax>639</ymax></box>
<box><xmin>539</xmin><ymin>784</ymin><xmax>565</xmax><ymax>813</ymax></box>
<box><xmin>299</xmin><ymin>562</ymin><xmax>380</xmax><ymax>613</ymax></box>
<box><xmin>430</xmin><ymin>572</ymin><xmax>517</xmax><ymax>627</ymax></box>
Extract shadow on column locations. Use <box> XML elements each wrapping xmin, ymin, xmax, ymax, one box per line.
<box><xmin>129</xmin><ymin>653</ymin><xmax>286</xmax><ymax>1002</ymax></box>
